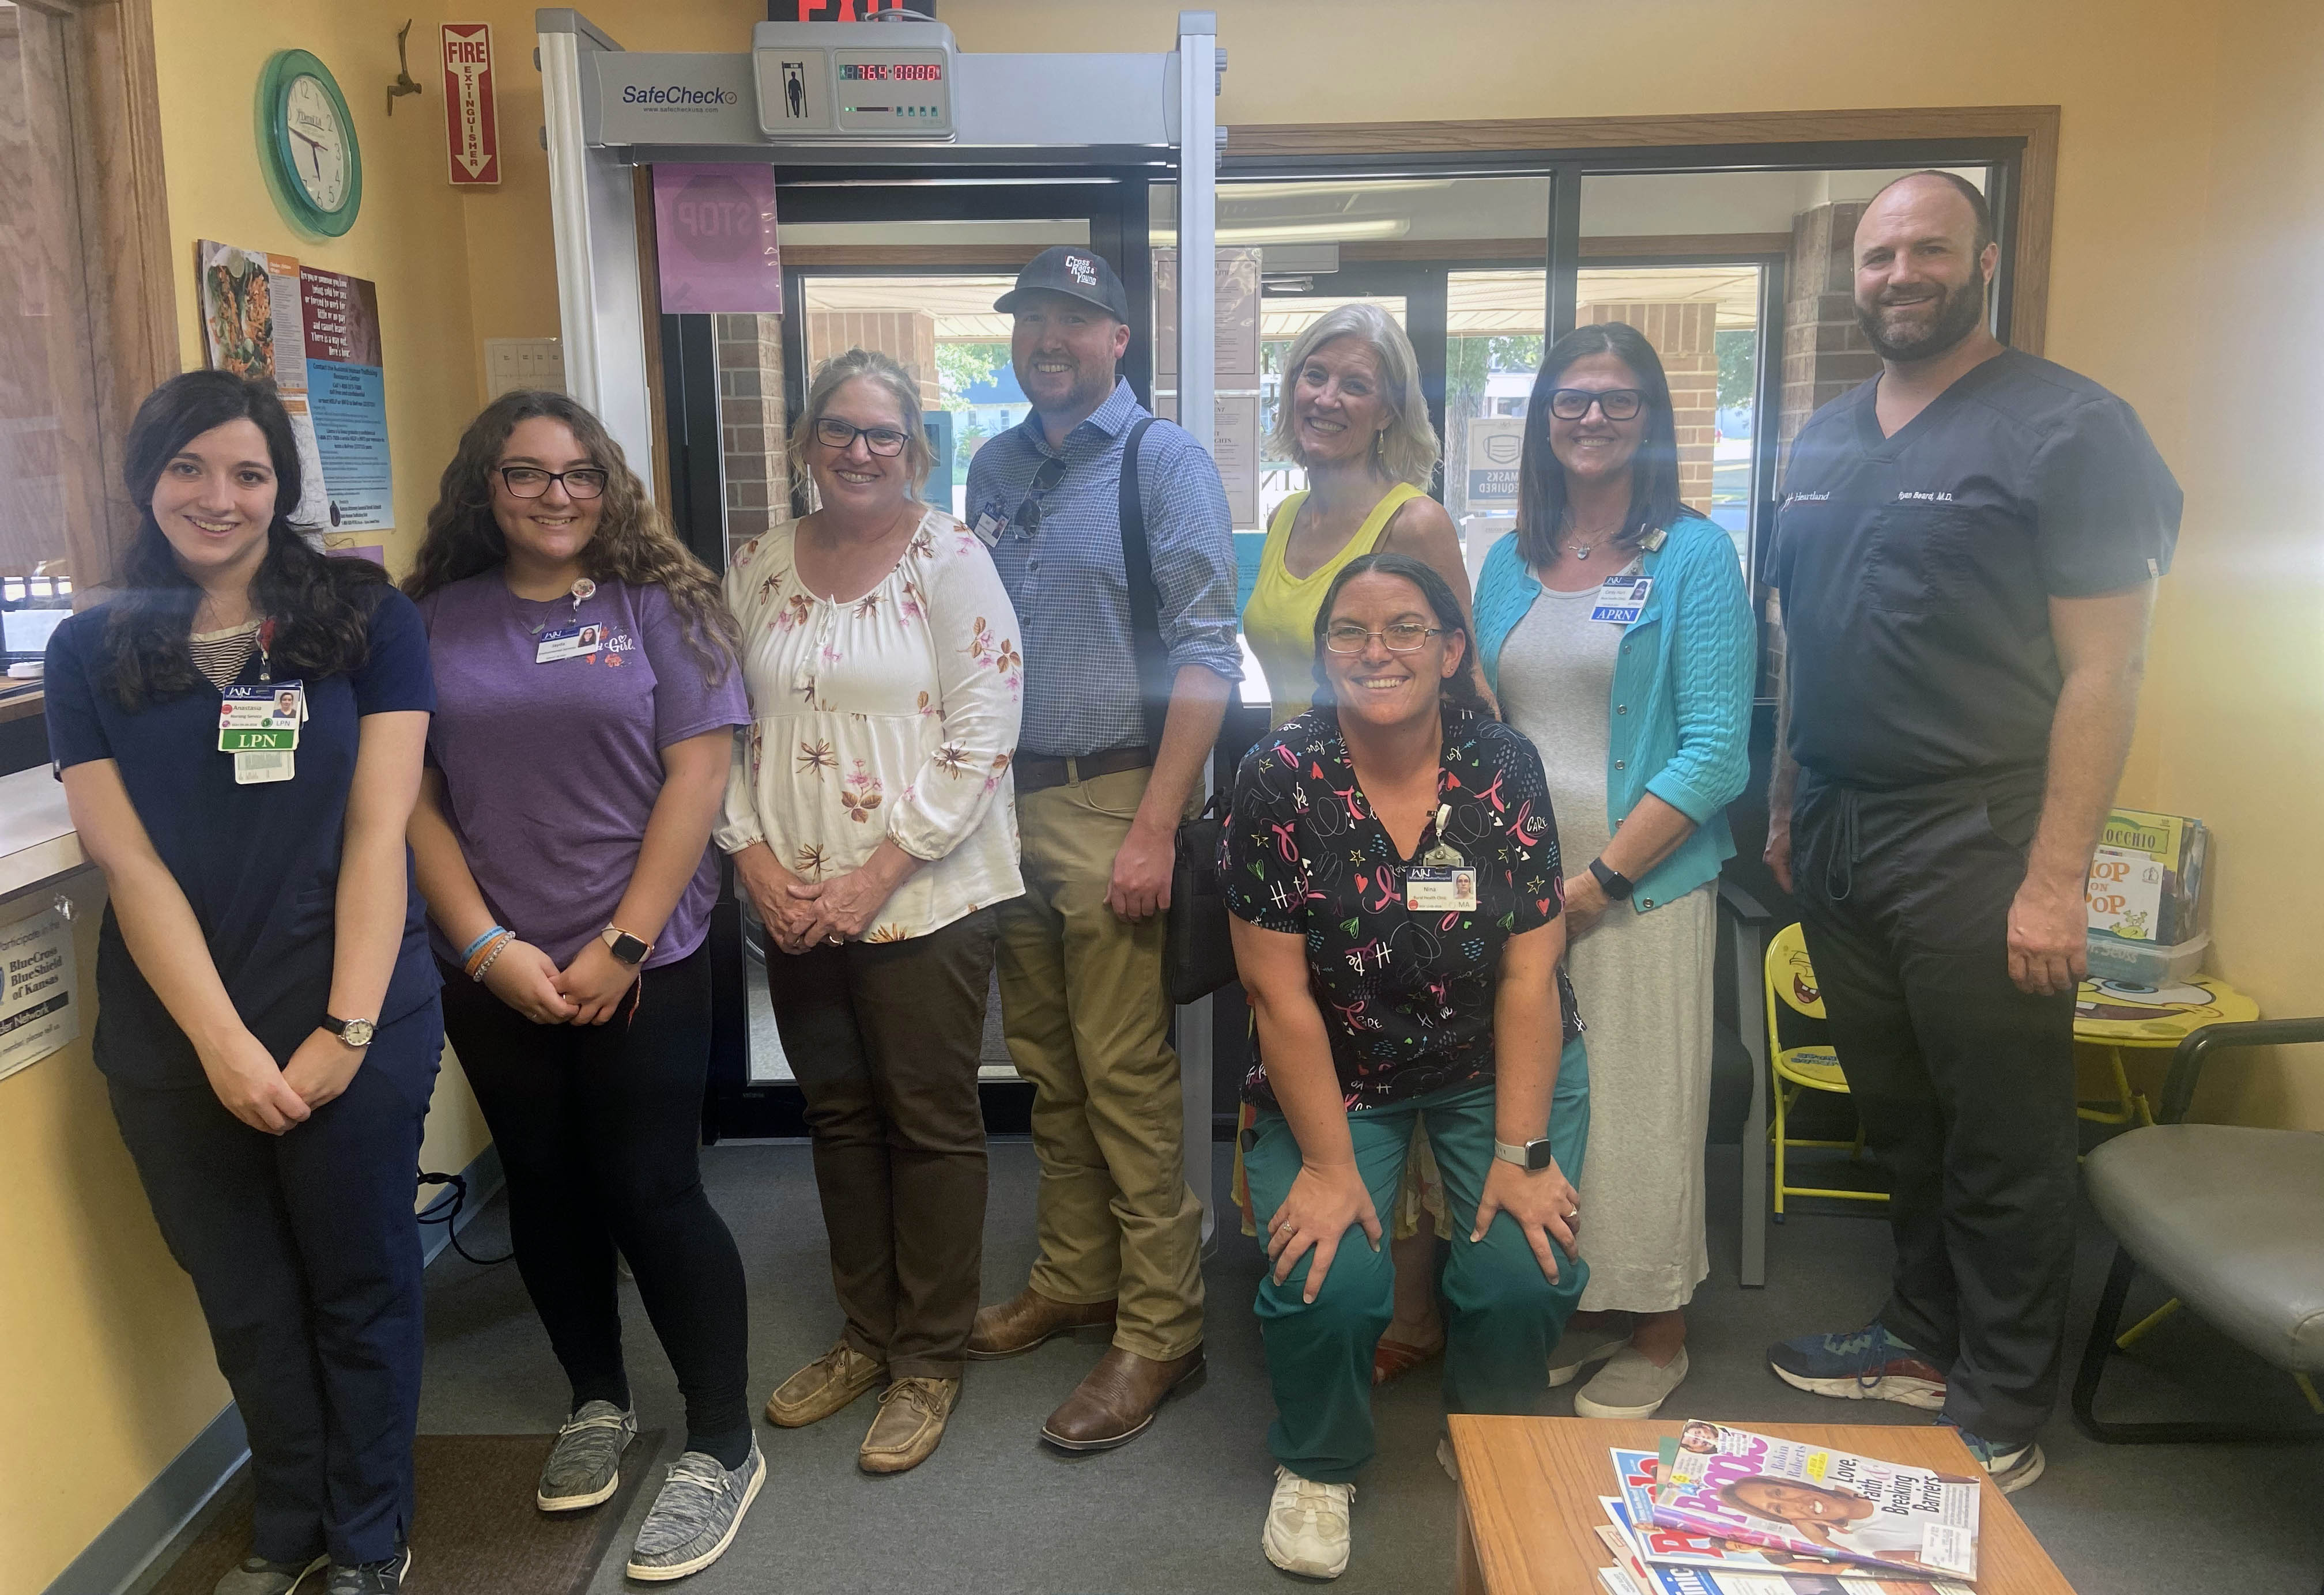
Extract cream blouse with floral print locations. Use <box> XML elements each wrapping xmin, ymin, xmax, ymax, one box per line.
<box><xmin>715</xmin><ymin>508</ymin><xmax>1025</xmax><ymax>942</ymax></box>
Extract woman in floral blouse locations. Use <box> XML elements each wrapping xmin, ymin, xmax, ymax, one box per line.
<box><xmin>1223</xmin><ymin>552</ymin><xmax>1590</xmax><ymax>1581</ymax></box>
<box><xmin>716</xmin><ymin>348</ymin><xmax>1024</xmax><ymax>1476</ymax></box>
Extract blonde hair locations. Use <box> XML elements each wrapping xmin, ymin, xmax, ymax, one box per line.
<box><xmin>788</xmin><ymin>348</ymin><xmax>934</xmax><ymax>504</ymax></box>
<box><xmin>1267</xmin><ymin>303</ymin><xmax>1440</xmax><ymax>489</ymax></box>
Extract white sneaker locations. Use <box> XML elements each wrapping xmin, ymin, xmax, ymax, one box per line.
<box><xmin>1262</xmin><ymin>1465</ymin><xmax>1353</xmax><ymax>1580</ymax></box>
<box><xmin>1573</xmin><ymin>1345</ymin><xmax>1691</xmax><ymax>1420</ymax></box>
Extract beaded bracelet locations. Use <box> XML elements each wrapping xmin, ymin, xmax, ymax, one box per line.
<box><xmin>461</xmin><ymin>925</ymin><xmax>511</xmax><ymax>964</ymax></box>
<box><xmin>465</xmin><ymin>928</ymin><xmax>515</xmax><ymax>981</ymax></box>
<box><xmin>470</xmin><ymin>935</ymin><xmax>516</xmax><ymax>983</ymax></box>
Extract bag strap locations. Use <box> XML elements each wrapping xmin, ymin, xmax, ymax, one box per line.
<box><xmin>1116</xmin><ymin>415</ymin><xmax>1171</xmax><ymax>751</ymax></box>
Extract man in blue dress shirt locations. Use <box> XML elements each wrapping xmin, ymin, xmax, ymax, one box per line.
<box><xmin>962</xmin><ymin>247</ymin><xmax>1239</xmax><ymax>1452</ymax></box>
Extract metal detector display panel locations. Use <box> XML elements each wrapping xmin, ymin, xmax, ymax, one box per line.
<box><xmin>754</xmin><ymin>47</ymin><xmax>832</xmax><ymax>133</ymax></box>
<box><xmin>753</xmin><ymin>45</ymin><xmax>953</xmax><ymax>139</ymax></box>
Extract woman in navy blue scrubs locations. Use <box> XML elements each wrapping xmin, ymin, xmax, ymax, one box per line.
<box><xmin>46</xmin><ymin>372</ymin><xmax>440</xmax><ymax>1595</ymax></box>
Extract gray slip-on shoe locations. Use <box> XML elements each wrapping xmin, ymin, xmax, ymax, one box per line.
<box><xmin>536</xmin><ymin>1400</ymin><xmax>637</xmax><ymax>1511</ymax></box>
<box><xmin>1572</xmin><ymin>1344</ymin><xmax>1691</xmax><ymax>1419</ymax></box>
<box><xmin>213</xmin><ymin>1554</ymin><xmax>326</xmax><ymax>1595</ymax></box>
<box><xmin>625</xmin><ymin>1442</ymin><xmax>766</xmax><ymax>1582</ymax></box>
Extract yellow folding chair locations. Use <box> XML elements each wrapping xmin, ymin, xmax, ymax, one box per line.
<box><xmin>1766</xmin><ymin>923</ymin><xmax>1888</xmax><ymax>1220</ymax></box>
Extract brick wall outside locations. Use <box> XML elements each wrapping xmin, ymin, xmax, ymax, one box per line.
<box><xmin>803</xmin><ymin>311</ymin><xmax>941</xmax><ymax>407</ymax></box>
<box><xmin>1578</xmin><ymin>300</ymin><xmax>1717</xmax><ymax>513</ymax></box>
<box><xmin>715</xmin><ymin>312</ymin><xmax>786</xmax><ymax>557</ymax></box>
<box><xmin>1780</xmin><ymin>201</ymin><xmax>1881</xmax><ymax>467</ymax></box>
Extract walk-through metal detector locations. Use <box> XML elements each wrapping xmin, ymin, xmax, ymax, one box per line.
<box><xmin>535</xmin><ymin>8</ymin><xmax>1224</xmax><ymax>1231</ymax></box>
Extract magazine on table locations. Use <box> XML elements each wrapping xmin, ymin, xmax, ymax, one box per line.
<box><xmin>1602</xmin><ymin>1485</ymin><xmax>1974</xmax><ymax>1594</ymax></box>
<box><xmin>1648</xmin><ymin>1426</ymin><xmax>1980</xmax><ymax>1582</ymax></box>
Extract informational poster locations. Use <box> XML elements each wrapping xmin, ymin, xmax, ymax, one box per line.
<box><xmin>300</xmin><ymin>267</ymin><xmax>394</xmax><ymax>532</ymax></box>
<box><xmin>1151</xmin><ymin>391</ymin><xmax>1262</xmax><ymax>530</ymax></box>
<box><xmin>653</xmin><ymin>164</ymin><xmax>782</xmax><ymax>314</ymax></box>
<box><xmin>441</xmin><ymin>22</ymin><xmax>501</xmax><ymax>186</ymax></box>
<box><xmin>0</xmin><ymin>908</ymin><xmax>77</xmax><ymax>1084</ymax></box>
<box><xmin>1151</xmin><ymin>246</ymin><xmax>1263</xmax><ymax>380</ymax></box>
<box><xmin>197</xmin><ymin>241</ymin><xmax>331</xmax><ymax>528</ymax></box>
<box><xmin>1465</xmin><ymin>416</ymin><xmax>1525</xmax><ymax>511</ymax></box>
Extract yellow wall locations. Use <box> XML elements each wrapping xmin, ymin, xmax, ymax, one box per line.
<box><xmin>1</xmin><ymin>875</ymin><xmax>231</xmax><ymax>1595</ymax></box>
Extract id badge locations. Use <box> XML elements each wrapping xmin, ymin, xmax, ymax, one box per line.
<box><xmin>1406</xmin><ymin>866</ymin><xmax>1477</xmax><ymax>913</ymax></box>
<box><xmin>220</xmin><ymin>682</ymin><xmax>305</xmax><ymax>731</ymax></box>
<box><xmin>233</xmin><ymin>750</ymin><xmax>296</xmax><ymax>784</ymax></box>
<box><xmin>536</xmin><ymin>622</ymin><xmax>604</xmax><ymax>663</ymax></box>
<box><xmin>972</xmin><ymin>511</ymin><xmax>1006</xmax><ymax>547</ymax></box>
<box><xmin>1589</xmin><ymin>574</ymin><xmax>1653</xmax><ymax>625</ymax></box>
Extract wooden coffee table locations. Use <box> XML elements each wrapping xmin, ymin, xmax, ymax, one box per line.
<box><xmin>1449</xmin><ymin>1416</ymin><xmax>2078</xmax><ymax>1594</ymax></box>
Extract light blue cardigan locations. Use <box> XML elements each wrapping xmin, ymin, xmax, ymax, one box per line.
<box><xmin>1473</xmin><ymin>514</ymin><xmax>1755</xmax><ymax>912</ymax></box>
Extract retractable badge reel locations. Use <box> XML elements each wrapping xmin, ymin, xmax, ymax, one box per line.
<box><xmin>535</xmin><ymin>578</ymin><xmax>602</xmax><ymax>663</ymax></box>
<box><xmin>221</xmin><ymin>619</ymin><xmax>304</xmax><ymax>785</ymax></box>
<box><xmin>1407</xmin><ymin>802</ymin><xmax>1478</xmax><ymax>912</ymax></box>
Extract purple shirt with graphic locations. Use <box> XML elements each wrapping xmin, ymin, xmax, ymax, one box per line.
<box><xmin>416</xmin><ymin>572</ymin><xmax>748</xmax><ymax>970</ymax></box>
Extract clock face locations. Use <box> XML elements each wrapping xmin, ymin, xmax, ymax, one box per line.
<box><xmin>284</xmin><ymin>74</ymin><xmax>349</xmax><ymax>211</ymax></box>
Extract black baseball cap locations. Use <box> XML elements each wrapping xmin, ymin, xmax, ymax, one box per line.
<box><xmin>994</xmin><ymin>246</ymin><xmax>1129</xmax><ymax>321</ymax></box>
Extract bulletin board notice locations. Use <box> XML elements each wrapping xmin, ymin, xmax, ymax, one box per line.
<box><xmin>0</xmin><ymin>908</ymin><xmax>77</xmax><ymax>1084</ymax></box>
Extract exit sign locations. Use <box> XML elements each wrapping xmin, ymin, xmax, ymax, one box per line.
<box><xmin>769</xmin><ymin>2</ymin><xmax>933</xmax><ymax>17</ymax></box>
<box><xmin>442</xmin><ymin>22</ymin><xmax>500</xmax><ymax>186</ymax></box>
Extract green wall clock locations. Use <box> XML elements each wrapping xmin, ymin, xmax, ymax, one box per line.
<box><xmin>257</xmin><ymin>50</ymin><xmax>362</xmax><ymax>237</ymax></box>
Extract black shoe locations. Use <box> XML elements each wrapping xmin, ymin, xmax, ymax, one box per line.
<box><xmin>323</xmin><ymin>1545</ymin><xmax>410</xmax><ymax>1594</ymax></box>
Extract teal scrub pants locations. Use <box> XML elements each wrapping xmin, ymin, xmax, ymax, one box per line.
<box><xmin>1244</xmin><ymin>1035</ymin><xmax>1591</xmax><ymax>1483</ymax></box>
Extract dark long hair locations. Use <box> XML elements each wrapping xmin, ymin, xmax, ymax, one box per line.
<box><xmin>1309</xmin><ymin>552</ymin><xmax>1492</xmax><ymax>716</ymax></box>
<box><xmin>405</xmin><ymin>390</ymin><xmax>739</xmax><ymax>682</ymax></box>
<box><xmin>1515</xmin><ymin>322</ymin><xmax>1688</xmax><ymax>571</ymax></box>
<box><xmin>99</xmin><ymin>371</ymin><xmax>388</xmax><ymax>710</ymax></box>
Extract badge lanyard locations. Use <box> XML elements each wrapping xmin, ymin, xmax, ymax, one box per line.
<box><xmin>1408</xmin><ymin>802</ymin><xmax>1479</xmax><ymax>912</ymax></box>
<box><xmin>222</xmin><ymin>618</ymin><xmax>304</xmax><ymax>785</ymax></box>
<box><xmin>534</xmin><ymin>577</ymin><xmax>602</xmax><ymax>663</ymax></box>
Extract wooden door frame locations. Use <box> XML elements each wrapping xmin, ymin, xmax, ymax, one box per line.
<box><xmin>1224</xmin><ymin>105</ymin><xmax>2060</xmax><ymax>356</ymax></box>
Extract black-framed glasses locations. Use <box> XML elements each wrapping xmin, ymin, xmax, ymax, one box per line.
<box><xmin>1010</xmin><ymin>455</ymin><xmax>1068</xmax><ymax>538</ymax></box>
<box><xmin>813</xmin><ymin>417</ymin><xmax>911</xmax><ymax>457</ymax></box>
<box><xmin>497</xmin><ymin>466</ymin><xmax>609</xmax><ymax>500</ymax></box>
<box><xmin>1325</xmin><ymin>621</ymin><xmax>1442</xmax><ymax>654</ymax></box>
<box><xmin>1546</xmin><ymin>387</ymin><xmax>1646</xmax><ymax>422</ymax></box>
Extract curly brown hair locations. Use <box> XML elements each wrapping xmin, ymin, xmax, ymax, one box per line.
<box><xmin>404</xmin><ymin>391</ymin><xmax>739</xmax><ymax>680</ymax></box>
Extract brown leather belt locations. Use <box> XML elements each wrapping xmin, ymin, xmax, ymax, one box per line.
<box><xmin>1013</xmin><ymin>746</ymin><xmax>1152</xmax><ymax>795</ymax></box>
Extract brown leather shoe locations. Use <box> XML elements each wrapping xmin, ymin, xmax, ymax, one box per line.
<box><xmin>965</xmin><ymin>1287</ymin><xmax>1117</xmax><ymax>1360</ymax></box>
<box><xmin>858</xmin><ymin>1377</ymin><xmax>959</xmax><ymax>1475</ymax></box>
<box><xmin>1039</xmin><ymin>1345</ymin><xmax>1205</xmax><ymax>1452</ymax></box>
<box><xmin>764</xmin><ymin>1341</ymin><xmax>884</xmax><ymax>1428</ymax></box>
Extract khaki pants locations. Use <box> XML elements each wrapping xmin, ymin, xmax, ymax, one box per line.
<box><xmin>998</xmin><ymin>764</ymin><xmax>1205</xmax><ymax>1361</ymax></box>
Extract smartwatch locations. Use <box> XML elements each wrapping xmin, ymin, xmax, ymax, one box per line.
<box><xmin>601</xmin><ymin>925</ymin><xmax>652</xmax><ymax>966</ymax></box>
<box><xmin>1587</xmin><ymin>857</ymin><xmax>1635</xmax><ymax>901</ymax></box>
<box><xmin>320</xmin><ymin>1014</ymin><xmax>376</xmax><ymax>1049</ymax></box>
<box><xmin>1492</xmin><ymin>1136</ymin><xmax>1556</xmax><ymax>1173</ymax></box>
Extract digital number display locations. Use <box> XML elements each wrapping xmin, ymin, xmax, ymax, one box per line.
<box><xmin>837</xmin><ymin>62</ymin><xmax>944</xmax><ymax>82</ymax></box>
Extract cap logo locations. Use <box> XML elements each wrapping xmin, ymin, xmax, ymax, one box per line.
<box><xmin>1066</xmin><ymin>254</ymin><xmax>1099</xmax><ymax>288</ymax></box>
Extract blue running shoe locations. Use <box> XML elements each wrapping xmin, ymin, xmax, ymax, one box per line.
<box><xmin>1944</xmin><ymin>1424</ymin><xmax>2046</xmax><ymax>1494</ymax></box>
<box><xmin>1766</xmin><ymin>1322</ymin><xmax>1947</xmax><ymax>1410</ymax></box>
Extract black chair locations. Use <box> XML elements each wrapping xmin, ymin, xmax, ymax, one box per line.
<box><xmin>2073</xmin><ymin>1016</ymin><xmax>2324</xmax><ymax>1445</ymax></box>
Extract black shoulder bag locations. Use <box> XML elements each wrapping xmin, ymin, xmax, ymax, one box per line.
<box><xmin>1118</xmin><ymin>417</ymin><xmax>1238</xmax><ymax>1006</ymax></box>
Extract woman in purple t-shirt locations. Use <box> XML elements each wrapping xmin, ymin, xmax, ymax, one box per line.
<box><xmin>402</xmin><ymin>392</ymin><xmax>760</xmax><ymax>1582</ymax></box>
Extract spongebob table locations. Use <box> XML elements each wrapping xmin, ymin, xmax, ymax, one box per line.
<box><xmin>2073</xmin><ymin>973</ymin><xmax>2258</xmax><ymax>1127</ymax></box>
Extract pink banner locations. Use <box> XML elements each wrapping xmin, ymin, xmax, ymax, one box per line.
<box><xmin>652</xmin><ymin>164</ymin><xmax>782</xmax><ymax>315</ymax></box>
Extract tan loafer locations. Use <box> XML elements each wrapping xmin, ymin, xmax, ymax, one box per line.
<box><xmin>1039</xmin><ymin>1345</ymin><xmax>1204</xmax><ymax>1452</ymax></box>
<box><xmin>858</xmin><ymin>1377</ymin><xmax>960</xmax><ymax>1475</ymax></box>
<box><xmin>764</xmin><ymin>1341</ymin><xmax>884</xmax><ymax>1428</ymax></box>
<box><xmin>965</xmin><ymin>1287</ymin><xmax>1117</xmax><ymax>1360</ymax></box>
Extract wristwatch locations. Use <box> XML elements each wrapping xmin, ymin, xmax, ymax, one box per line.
<box><xmin>320</xmin><ymin>1014</ymin><xmax>376</xmax><ymax>1049</ymax></box>
<box><xmin>1492</xmin><ymin>1136</ymin><xmax>1556</xmax><ymax>1173</ymax></box>
<box><xmin>601</xmin><ymin>925</ymin><xmax>652</xmax><ymax>966</ymax></box>
<box><xmin>1587</xmin><ymin>857</ymin><xmax>1635</xmax><ymax>901</ymax></box>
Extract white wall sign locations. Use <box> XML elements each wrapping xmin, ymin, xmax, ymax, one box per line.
<box><xmin>0</xmin><ymin>908</ymin><xmax>77</xmax><ymax>1083</ymax></box>
<box><xmin>1465</xmin><ymin>416</ymin><xmax>1525</xmax><ymax>511</ymax></box>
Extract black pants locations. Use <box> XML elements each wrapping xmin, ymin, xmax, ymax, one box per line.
<box><xmin>108</xmin><ymin>999</ymin><xmax>442</xmax><ymax>1566</ymax></box>
<box><xmin>1791</xmin><ymin>771</ymin><xmax>2078</xmax><ymax>1445</ymax></box>
<box><xmin>765</xmin><ymin>908</ymin><xmax>997</xmax><ymax>1380</ymax></box>
<box><xmin>439</xmin><ymin>946</ymin><xmax>750</xmax><ymax>1456</ymax></box>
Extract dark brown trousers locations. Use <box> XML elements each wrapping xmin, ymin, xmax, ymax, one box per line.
<box><xmin>764</xmin><ymin>908</ymin><xmax>998</xmax><ymax>1380</ymax></box>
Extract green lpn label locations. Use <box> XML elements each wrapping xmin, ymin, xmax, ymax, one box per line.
<box><xmin>219</xmin><ymin>728</ymin><xmax>297</xmax><ymax>752</ymax></box>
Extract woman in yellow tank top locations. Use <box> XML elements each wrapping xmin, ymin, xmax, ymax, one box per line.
<box><xmin>1242</xmin><ymin>303</ymin><xmax>1482</xmax><ymax>729</ymax></box>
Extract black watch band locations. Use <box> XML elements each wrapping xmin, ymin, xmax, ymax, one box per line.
<box><xmin>1588</xmin><ymin>857</ymin><xmax>1635</xmax><ymax>901</ymax></box>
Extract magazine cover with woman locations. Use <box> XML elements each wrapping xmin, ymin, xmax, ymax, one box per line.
<box><xmin>1649</xmin><ymin>1424</ymin><xmax>1980</xmax><ymax>1582</ymax></box>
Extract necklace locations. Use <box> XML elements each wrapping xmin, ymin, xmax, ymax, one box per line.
<box><xmin>1562</xmin><ymin>524</ymin><xmax>1624</xmax><ymax>561</ymax></box>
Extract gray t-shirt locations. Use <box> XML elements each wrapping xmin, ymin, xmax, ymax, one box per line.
<box><xmin>1496</xmin><ymin>562</ymin><xmax>1637</xmax><ymax>868</ymax></box>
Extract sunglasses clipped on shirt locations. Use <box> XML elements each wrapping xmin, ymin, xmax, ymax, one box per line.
<box><xmin>1545</xmin><ymin>387</ymin><xmax>1647</xmax><ymax>422</ymax></box>
<box><xmin>1010</xmin><ymin>455</ymin><xmax>1069</xmax><ymax>538</ymax></box>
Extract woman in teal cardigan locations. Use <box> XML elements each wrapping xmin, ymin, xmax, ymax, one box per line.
<box><xmin>1469</xmin><ymin>321</ymin><xmax>1753</xmax><ymax>1418</ymax></box>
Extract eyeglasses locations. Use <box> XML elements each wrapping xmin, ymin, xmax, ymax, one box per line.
<box><xmin>813</xmin><ymin>418</ymin><xmax>910</xmax><ymax>457</ymax></box>
<box><xmin>1546</xmin><ymin>387</ymin><xmax>1646</xmax><ymax>422</ymax></box>
<box><xmin>1325</xmin><ymin>621</ymin><xmax>1442</xmax><ymax>654</ymax></box>
<box><xmin>497</xmin><ymin>466</ymin><xmax>609</xmax><ymax>500</ymax></box>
